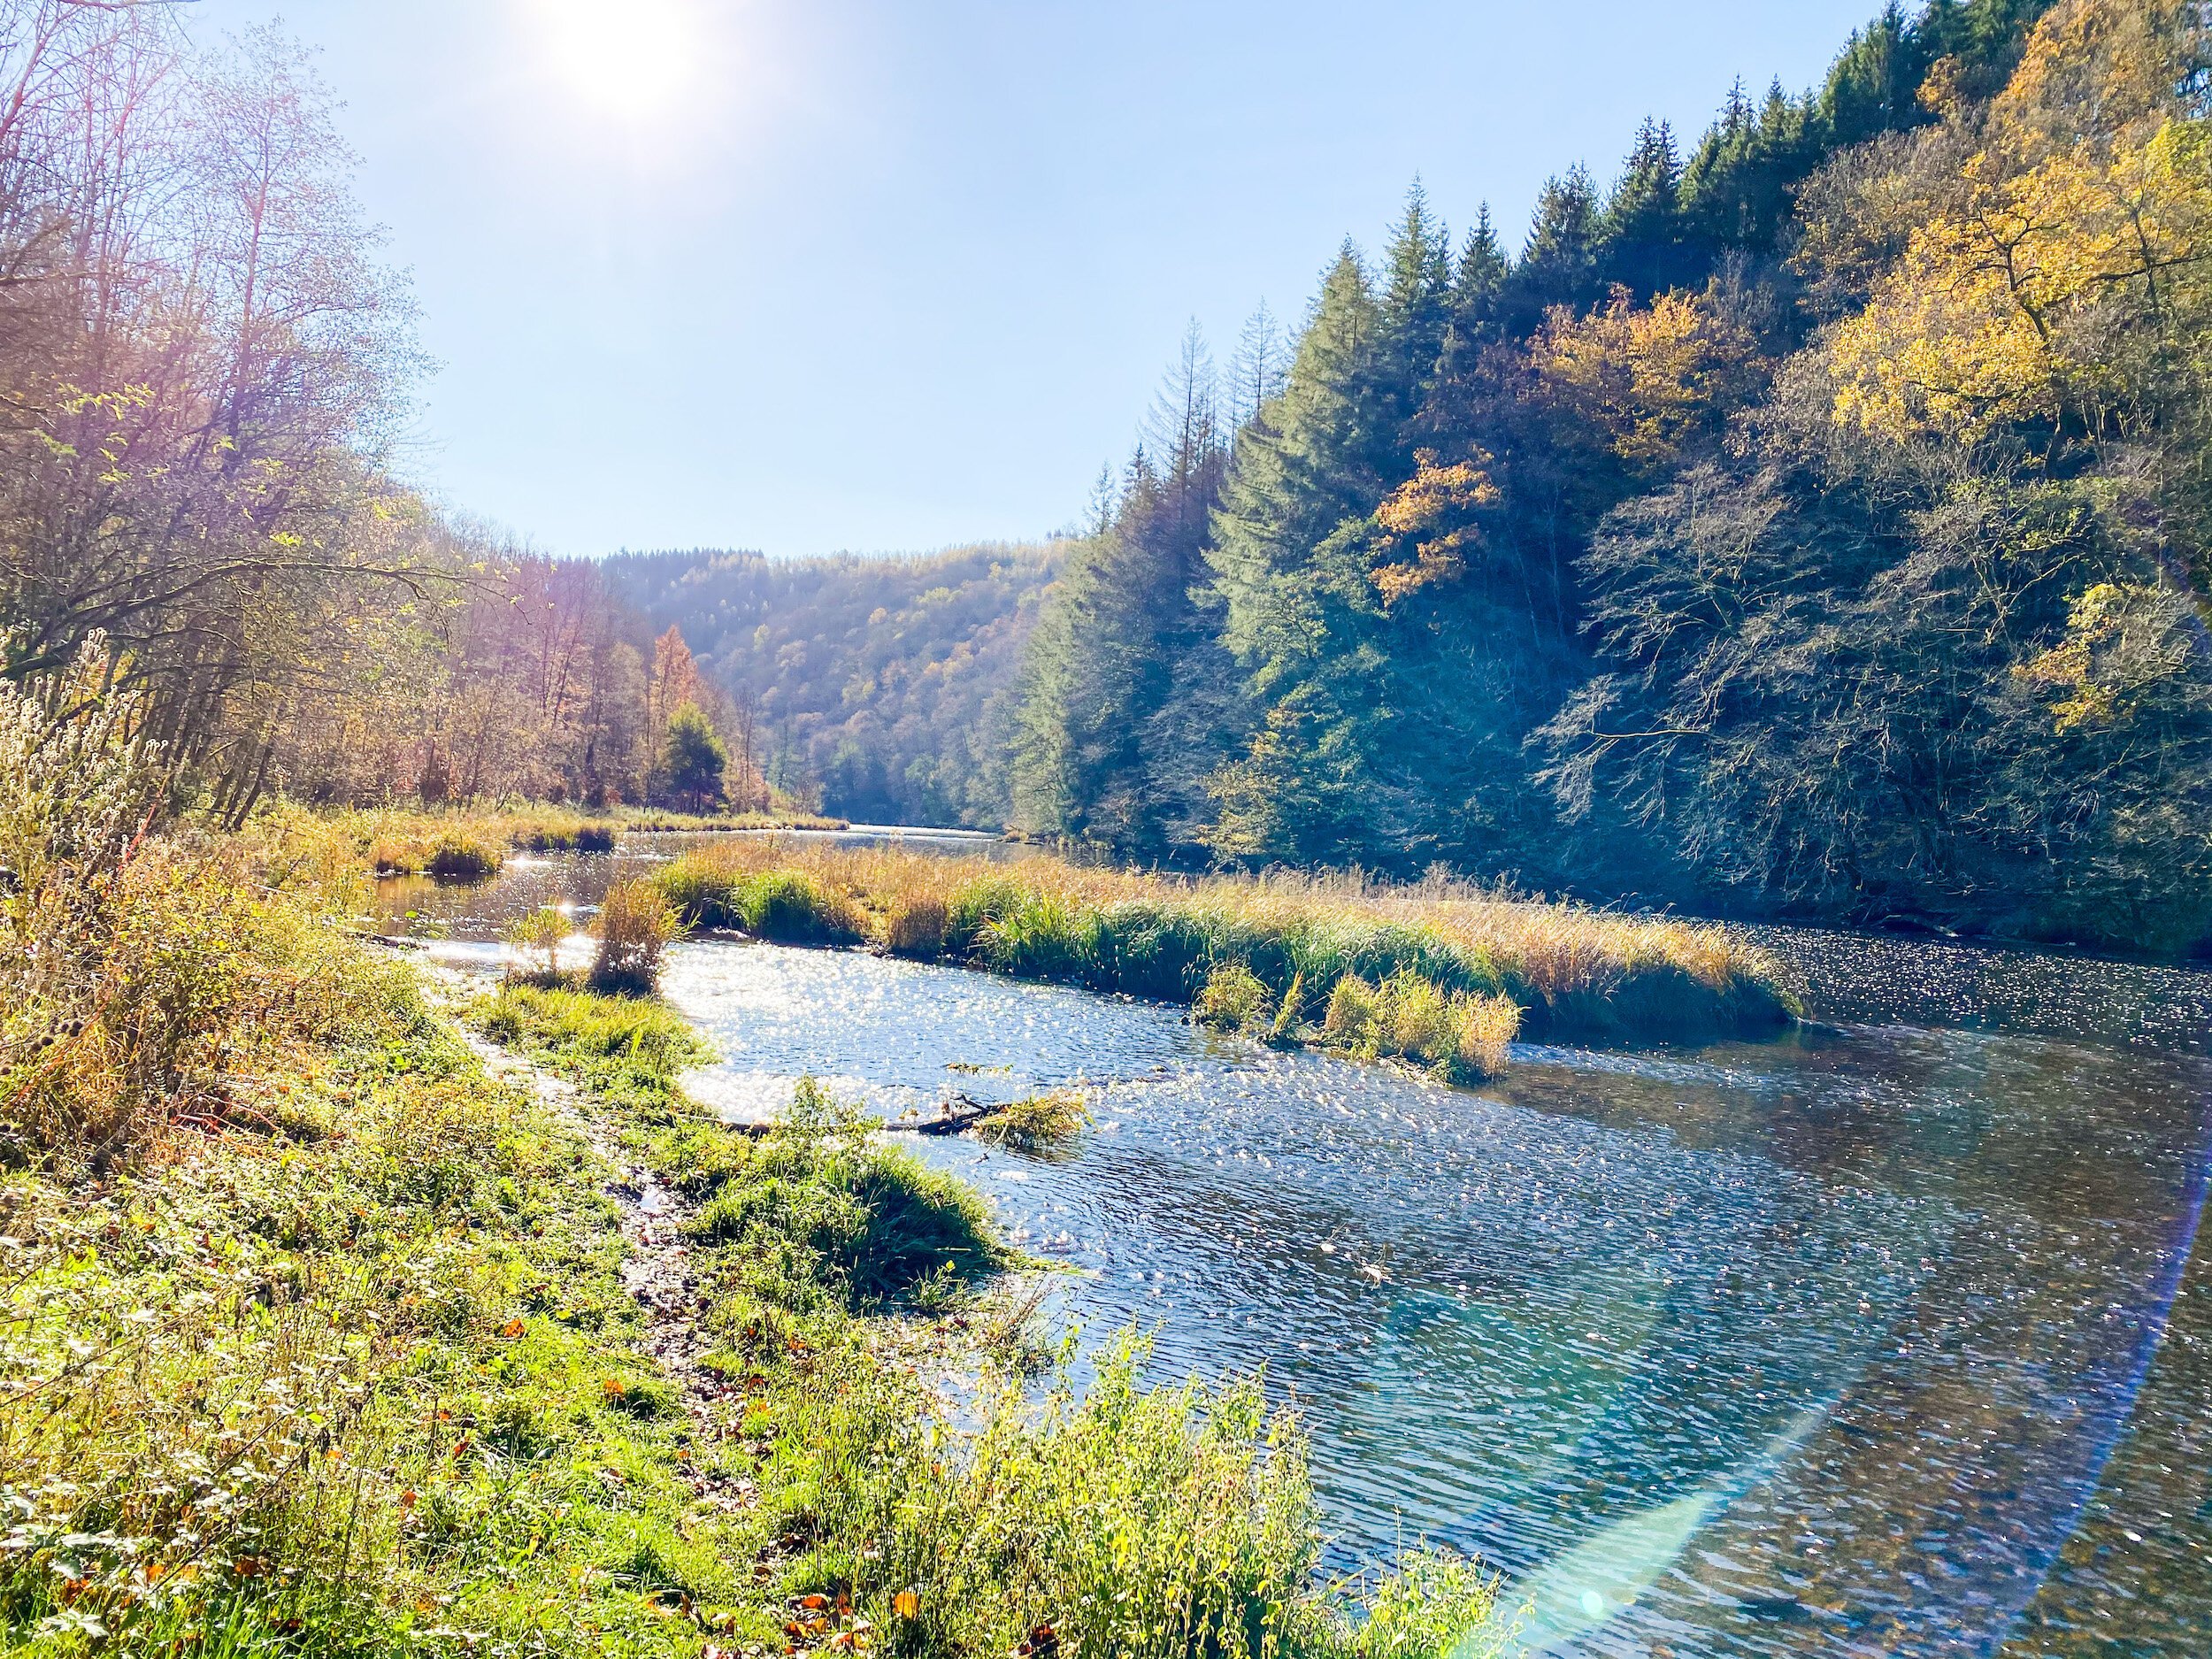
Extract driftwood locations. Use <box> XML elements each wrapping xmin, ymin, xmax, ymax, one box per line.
<box><xmin>879</xmin><ymin>1094</ymin><xmax>999</xmax><ymax>1136</ymax></box>
<box><xmin>723</xmin><ymin>1094</ymin><xmax>1001</xmax><ymax>1141</ymax></box>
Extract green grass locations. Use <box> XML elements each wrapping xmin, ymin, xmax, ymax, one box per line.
<box><xmin>469</xmin><ymin>984</ymin><xmax>1506</xmax><ymax>1658</ymax></box>
<box><xmin>0</xmin><ymin>1005</ymin><xmax>757</xmax><ymax>1658</ymax></box>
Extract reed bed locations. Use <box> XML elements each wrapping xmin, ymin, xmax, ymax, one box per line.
<box><xmin>651</xmin><ymin>842</ymin><xmax>1802</xmax><ymax>1071</ymax></box>
<box><xmin>308</xmin><ymin>803</ymin><xmax>849</xmax><ymax>881</ymax></box>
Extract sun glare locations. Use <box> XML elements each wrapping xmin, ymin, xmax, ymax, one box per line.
<box><xmin>534</xmin><ymin>0</ymin><xmax>702</xmax><ymax>119</ymax></box>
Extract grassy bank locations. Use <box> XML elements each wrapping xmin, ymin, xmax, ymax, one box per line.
<box><xmin>650</xmin><ymin>843</ymin><xmax>1801</xmax><ymax>1078</ymax></box>
<box><xmin>2</xmin><ymin>670</ymin><xmax>1500</xmax><ymax>1656</ymax></box>
<box><xmin>467</xmin><ymin>983</ymin><xmax>1500</xmax><ymax>1655</ymax></box>
<box><xmin>306</xmin><ymin>804</ymin><xmax>851</xmax><ymax>881</ymax></box>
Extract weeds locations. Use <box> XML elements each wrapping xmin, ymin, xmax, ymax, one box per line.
<box><xmin>648</xmin><ymin>843</ymin><xmax>1797</xmax><ymax>1082</ymax></box>
<box><xmin>974</xmin><ymin>1088</ymin><xmax>1092</xmax><ymax>1153</ymax></box>
<box><xmin>589</xmin><ymin>879</ymin><xmax>678</xmax><ymax>995</ymax></box>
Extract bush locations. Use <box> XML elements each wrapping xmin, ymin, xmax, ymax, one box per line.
<box><xmin>588</xmin><ymin>881</ymin><xmax>678</xmax><ymax>995</ymax></box>
<box><xmin>686</xmin><ymin>1078</ymin><xmax>1003</xmax><ymax>1306</ymax></box>
<box><xmin>1194</xmin><ymin>962</ymin><xmax>1276</xmax><ymax>1035</ymax></box>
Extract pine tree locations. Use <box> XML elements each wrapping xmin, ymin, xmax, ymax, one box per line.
<box><xmin>1505</xmin><ymin>165</ymin><xmax>1603</xmax><ymax>329</ymax></box>
<box><xmin>1376</xmin><ymin>180</ymin><xmax>1454</xmax><ymax>445</ymax></box>
<box><xmin>1204</xmin><ymin>247</ymin><xmax>1415</xmax><ymax>863</ymax></box>
<box><xmin>1228</xmin><ymin>303</ymin><xmax>1290</xmax><ymax>429</ymax></box>
<box><xmin>1013</xmin><ymin>333</ymin><xmax>1228</xmax><ymax>855</ymax></box>
<box><xmin>1600</xmin><ymin>119</ymin><xmax>1689</xmax><ymax>296</ymax></box>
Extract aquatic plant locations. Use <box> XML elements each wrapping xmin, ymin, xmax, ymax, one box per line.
<box><xmin>1322</xmin><ymin>971</ymin><xmax>1522</xmax><ymax>1082</ymax></box>
<box><xmin>1196</xmin><ymin>961</ymin><xmax>1278</xmax><ymax>1034</ymax></box>
<box><xmin>503</xmin><ymin>903</ymin><xmax>572</xmax><ymax>982</ymax></box>
<box><xmin>974</xmin><ymin>1087</ymin><xmax>1093</xmax><ymax>1152</ymax></box>
<box><xmin>588</xmin><ymin>879</ymin><xmax>678</xmax><ymax>994</ymax></box>
<box><xmin>648</xmin><ymin>843</ymin><xmax>1801</xmax><ymax>1073</ymax></box>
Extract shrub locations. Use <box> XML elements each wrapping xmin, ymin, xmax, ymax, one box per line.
<box><xmin>588</xmin><ymin>881</ymin><xmax>678</xmax><ymax>995</ymax></box>
<box><xmin>1194</xmin><ymin>962</ymin><xmax>1275</xmax><ymax>1035</ymax></box>
<box><xmin>687</xmin><ymin>1078</ymin><xmax>1003</xmax><ymax>1305</ymax></box>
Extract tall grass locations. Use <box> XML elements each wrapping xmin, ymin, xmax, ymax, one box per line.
<box><xmin>651</xmin><ymin>842</ymin><xmax>1802</xmax><ymax>1064</ymax></box>
<box><xmin>303</xmin><ymin>802</ymin><xmax>851</xmax><ymax>883</ymax></box>
<box><xmin>5</xmin><ymin>657</ymin><xmax>1500</xmax><ymax>1657</ymax></box>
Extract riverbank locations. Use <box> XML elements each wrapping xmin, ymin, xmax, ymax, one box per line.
<box><xmin>1</xmin><ymin>798</ymin><xmax>1499</xmax><ymax>1655</ymax></box>
<box><xmin>303</xmin><ymin>803</ymin><xmax>852</xmax><ymax>881</ymax></box>
<box><xmin>650</xmin><ymin>843</ymin><xmax>1801</xmax><ymax>1076</ymax></box>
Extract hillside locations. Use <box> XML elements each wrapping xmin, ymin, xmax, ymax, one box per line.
<box><xmin>605</xmin><ymin>543</ymin><xmax>1059</xmax><ymax>827</ymax></box>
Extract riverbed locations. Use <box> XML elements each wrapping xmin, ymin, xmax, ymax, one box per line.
<box><xmin>380</xmin><ymin>838</ymin><xmax>2212</xmax><ymax>1658</ymax></box>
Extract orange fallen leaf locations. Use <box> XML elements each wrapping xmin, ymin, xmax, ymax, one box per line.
<box><xmin>893</xmin><ymin>1591</ymin><xmax>918</xmax><ymax>1620</ymax></box>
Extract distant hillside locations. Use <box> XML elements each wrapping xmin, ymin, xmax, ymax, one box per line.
<box><xmin>603</xmin><ymin>543</ymin><xmax>1059</xmax><ymax>827</ymax></box>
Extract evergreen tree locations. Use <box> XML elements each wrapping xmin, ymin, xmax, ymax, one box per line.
<box><xmin>1013</xmin><ymin>330</ymin><xmax>1228</xmax><ymax>855</ymax></box>
<box><xmin>1599</xmin><ymin>119</ymin><xmax>1690</xmax><ymax>296</ymax></box>
<box><xmin>1227</xmin><ymin>303</ymin><xmax>1290</xmax><ymax>429</ymax></box>
<box><xmin>1204</xmin><ymin>247</ymin><xmax>1409</xmax><ymax>862</ymax></box>
<box><xmin>1504</xmin><ymin>165</ymin><xmax>1604</xmax><ymax>328</ymax></box>
<box><xmin>1376</xmin><ymin>180</ymin><xmax>1454</xmax><ymax>447</ymax></box>
<box><xmin>659</xmin><ymin>703</ymin><xmax>728</xmax><ymax>813</ymax></box>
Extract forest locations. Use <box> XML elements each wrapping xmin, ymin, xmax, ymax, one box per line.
<box><xmin>606</xmin><ymin>543</ymin><xmax>1056</xmax><ymax>826</ymax></box>
<box><xmin>1011</xmin><ymin>0</ymin><xmax>2212</xmax><ymax>957</ymax></box>
<box><xmin>5</xmin><ymin>0</ymin><xmax>2209</xmax><ymax>958</ymax></box>
<box><xmin>0</xmin><ymin>5</ymin><xmax>775</xmax><ymax>819</ymax></box>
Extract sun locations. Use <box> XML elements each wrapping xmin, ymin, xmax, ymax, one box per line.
<box><xmin>533</xmin><ymin>0</ymin><xmax>702</xmax><ymax>119</ymax></box>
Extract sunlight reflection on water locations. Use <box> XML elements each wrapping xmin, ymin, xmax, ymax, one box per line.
<box><xmin>386</xmin><ymin>845</ymin><xmax>2212</xmax><ymax>1657</ymax></box>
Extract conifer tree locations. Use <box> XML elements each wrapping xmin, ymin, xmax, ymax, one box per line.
<box><xmin>1504</xmin><ymin>166</ymin><xmax>1604</xmax><ymax>328</ymax></box>
<box><xmin>1600</xmin><ymin>119</ymin><xmax>1690</xmax><ymax>296</ymax></box>
<box><xmin>1013</xmin><ymin>329</ymin><xmax>1228</xmax><ymax>854</ymax></box>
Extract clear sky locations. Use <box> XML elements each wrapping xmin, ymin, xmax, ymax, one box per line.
<box><xmin>180</xmin><ymin>0</ymin><xmax>1879</xmax><ymax>559</ymax></box>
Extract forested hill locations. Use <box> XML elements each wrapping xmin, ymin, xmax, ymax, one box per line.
<box><xmin>1013</xmin><ymin>0</ymin><xmax>2212</xmax><ymax>958</ymax></box>
<box><xmin>604</xmin><ymin>544</ymin><xmax>1058</xmax><ymax>827</ymax></box>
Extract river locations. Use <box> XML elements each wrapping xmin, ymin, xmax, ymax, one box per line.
<box><xmin>378</xmin><ymin>834</ymin><xmax>2212</xmax><ymax>1658</ymax></box>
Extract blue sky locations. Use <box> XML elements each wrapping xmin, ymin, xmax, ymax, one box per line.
<box><xmin>183</xmin><ymin>0</ymin><xmax>1879</xmax><ymax>559</ymax></box>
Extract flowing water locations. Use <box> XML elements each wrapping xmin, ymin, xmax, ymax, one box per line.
<box><xmin>380</xmin><ymin>837</ymin><xmax>2212</xmax><ymax>1657</ymax></box>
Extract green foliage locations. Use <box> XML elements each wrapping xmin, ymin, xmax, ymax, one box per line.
<box><xmin>689</xmin><ymin>1082</ymin><xmax>1005</xmax><ymax>1308</ymax></box>
<box><xmin>656</xmin><ymin>863</ymin><xmax>866</xmax><ymax>945</ymax></box>
<box><xmin>607</xmin><ymin>543</ymin><xmax>1058</xmax><ymax>827</ymax></box>
<box><xmin>974</xmin><ymin>1088</ymin><xmax>1093</xmax><ymax>1154</ymax></box>
<box><xmin>1194</xmin><ymin>962</ymin><xmax>1278</xmax><ymax>1035</ymax></box>
<box><xmin>1320</xmin><ymin>971</ymin><xmax>1522</xmax><ymax>1083</ymax></box>
<box><xmin>1000</xmin><ymin>0</ymin><xmax>2210</xmax><ymax>957</ymax></box>
<box><xmin>657</xmin><ymin>701</ymin><xmax>729</xmax><ymax>813</ymax></box>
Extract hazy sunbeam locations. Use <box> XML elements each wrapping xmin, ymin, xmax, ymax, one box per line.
<box><xmin>532</xmin><ymin>0</ymin><xmax>703</xmax><ymax>119</ymax></box>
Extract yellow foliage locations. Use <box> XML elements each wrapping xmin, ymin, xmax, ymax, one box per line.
<box><xmin>1993</xmin><ymin>0</ymin><xmax>2200</xmax><ymax>155</ymax></box>
<box><xmin>2013</xmin><ymin>580</ymin><xmax>2191</xmax><ymax>731</ymax></box>
<box><xmin>1829</xmin><ymin>0</ymin><xmax>2212</xmax><ymax>443</ymax></box>
<box><xmin>1831</xmin><ymin>121</ymin><xmax>2212</xmax><ymax>439</ymax></box>
<box><xmin>1370</xmin><ymin>449</ymin><xmax>1500</xmax><ymax>604</ymax></box>
<box><xmin>1532</xmin><ymin>286</ymin><xmax>1763</xmax><ymax>467</ymax></box>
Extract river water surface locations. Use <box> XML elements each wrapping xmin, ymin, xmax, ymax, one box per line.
<box><xmin>379</xmin><ymin>836</ymin><xmax>2212</xmax><ymax>1658</ymax></box>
